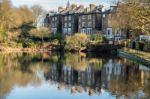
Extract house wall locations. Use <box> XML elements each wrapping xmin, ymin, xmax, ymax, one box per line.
<box><xmin>61</xmin><ymin>14</ymin><xmax>78</xmax><ymax>35</ymax></box>
<box><xmin>50</xmin><ymin>15</ymin><xmax>62</xmax><ymax>35</ymax></box>
<box><xmin>78</xmin><ymin>13</ymin><xmax>102</xmax><ymax>35</ymax></box>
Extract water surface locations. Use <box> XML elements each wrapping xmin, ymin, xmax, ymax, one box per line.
<box><xmin>0</xmin><ymin>52</ymin><xmax>150</xmax><ymax>99</ymax></box>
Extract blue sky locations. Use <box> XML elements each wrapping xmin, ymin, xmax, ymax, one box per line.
<box><xmin>11</xmin><ymin>0</ymin><xmax>114</xmax><ymax>11</ymax></box>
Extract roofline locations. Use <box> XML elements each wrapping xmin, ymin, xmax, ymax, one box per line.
<box><xmin>49</xmin><ymin>12</ymin><xmax>104</xmax><ymax>17</ymax></box>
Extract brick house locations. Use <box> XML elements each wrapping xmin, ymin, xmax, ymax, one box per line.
<box><xmin>48</xmin><ymin>2</ymin><xmax>104</xmax><ymax>36</ymax></box>
<box><xmin>59</xmin><ymin>4</ymin><xmax>85</xmax><ymax>35</ymax></box>
<box><xmin>78</xmin><ymin>4</ymin><xmax>103</xmax><ymax>35</ymax></box>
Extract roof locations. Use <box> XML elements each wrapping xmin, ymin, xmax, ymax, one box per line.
<box><xmin>59</xmin><ymin>4</ymin><xmax>102</xmax><ymax>15</ymax></box>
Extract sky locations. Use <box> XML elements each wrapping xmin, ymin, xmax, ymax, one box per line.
<box><xmin>10</xmin><ymin>0</ymin><xmax>114</xmax><ymax>11</ymax></box>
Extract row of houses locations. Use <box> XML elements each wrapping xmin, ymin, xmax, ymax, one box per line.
<box><xmin>44</xmin><ymin>1</ymin><xmax>127</xmax><ymax>41</ymax></box>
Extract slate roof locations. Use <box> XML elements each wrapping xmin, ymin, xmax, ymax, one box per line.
<box><xmin>59</xmin><ymin>4</ymin><xmax>103</xmax><ymax>15</ymax></box>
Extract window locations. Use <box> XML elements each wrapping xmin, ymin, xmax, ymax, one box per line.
<box><xmin>55</xmin><ymin>17</ymin><xmax>57</xmax><ymax>21</ymax></box>
<box><xmin>103</xmin><ymin>14</ymin><xmax>106</xmax><ymax>18</ymax></box>
<box><xmin>52</xmin><ymin>28</ymin><xmax>57</xmax><ymax>34</ymax></box>
<box><xmin>68</xmin><ymin>22</ymin><xmax>71</xmax><ymax>27</ymax></box>
<box><xmin>88</xmin><ymin>15</ymin><xmax>92</xmax><ymax>19</ymax></box>
<box><xmin>82</xmin><ymin>22</ymin><xmax>86</xmax><ymax>27</ymax></box>
<box><xmin>79</xmin><ymin>18</ymin><xmax>81</xmax><ymax>22</ymax></box>
<box><xmin>93</xmin><ymin>15</ymin><xmax>96</xmax><ymax>19</ymax></box>
<box><xmin>69</xmin><ymin>16</ymin><xmax>71</xmax><ymax>20</ymax></box>
<box><xmin>107</xmin><ymin>30</ymin><xmax>110</xmax><ymax>35</ymax></box>
<box><xmin>106</xmin><ymin>28</ymin><xmax>113</xmax><ymax>39</ymax></box>
<box><xmin>87</xmin><ymin>28</ymin><xmax>92</xmax><ymax>35</ymax></box>
<box><xmin>52</xmin><ymin>17</ymin><xmax>55</xmax><ymax>21</ymax></box>
<box><xmin>65</xmin><ymin>23</ymin><xmax>67</xmax><ymax>27</ymax></box>
<box><xmin>63</xmin><ymin>28</ymin><xmax>67</xmax><ymax>34</ymax></box>
<box><xmin>82</xmin><ymin>15</ymin><xmax>86</xmax><ymax>19</ymax></box>
<box><xmin>89</xmin><ymin>29</ymin><xmax>92</xmax><ymax>34</ymax></box>
<box><xmin>65</xmin><ymin>16</ymin><xmax>67</xmax><ymax>21</ymax></box>
<box><xmin>81</xmin><ymin>29</ymin><xmax>86</xmax><ymax>33</ymax></box>
<box><xmin>68</xmin><ymin>28</ymin><xmax>71</xmax><ymax>34</ymax></box>
<box><xmin>88</xmin><ymin>22</ymin><xmax>92</xmax><ymax>27</ymax></box>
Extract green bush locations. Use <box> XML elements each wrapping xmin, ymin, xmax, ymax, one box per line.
<box><xmin>27</xmin><ymin>39</ymin><xmax>35</xmax><ymax>48</ymax></box>
<box><xmin>90</xmin><ymin>34</ymin><xmax>105</xmax><ymax>43</ymax></box>
<box><xmin>51</xmin><ymin>39</ymin><xmax>59</xmax><ymax>46</ymax></box>
<box><xmin>128</xmin><ymin>40</ymin><xmax>131</xmax><ymax>48</ymax></box>
<box><xmin>143</xmin><ymin>43</ymin><xmax>150</xmax><ymax>52</ymax></box>
<box><xmin>135</xmin><ymin>42</ymin><xmax>140</xmax><ymax>50</ymax></box>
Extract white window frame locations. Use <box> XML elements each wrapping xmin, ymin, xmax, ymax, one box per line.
<box><xmin>106</xmin><ymin>28</ymin><xmax>113</xmax><ymax>39</ymax></box>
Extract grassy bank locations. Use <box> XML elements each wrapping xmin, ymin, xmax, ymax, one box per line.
<box><xmin>122</xmin><ymin>47</ymin><xmax>150</xmax><ymax>62</ymax></box>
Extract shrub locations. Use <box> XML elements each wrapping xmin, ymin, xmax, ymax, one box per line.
<box><xmin>65</xmin><ymin>33</ymin><xmax>88</xmax><ymax>51</ymax></box>
<box><xmin>51</xmin><ymin>39</ymin><xmax>59</xmax><ymax>46</ymax></box>
<box><xmin>135</xmin><ymin>42</ymin><xmax>140</xmax><ymax>50</ymax></box>
<box><xmin>143</xmin><ymin>42</ymin><xmax>150</xmax><ymax>52</ymax></box>
<box><xmin>29</xmin><ymin>27</ymin><xmax>51</xmax><ymax>38</ymax></box>
<box><xmin>128</xmin><ymin>40</ymin><xmax>131</xmax><ymax>48</ymax></box>
<box><xmin>89</xmin><ymin>34</ymin><xmax>106</xmax><ymax>44</ymax></box>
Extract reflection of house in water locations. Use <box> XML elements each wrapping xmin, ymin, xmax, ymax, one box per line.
<box><xmin>102</xmin><ymin>59</ymin><xmax>121</xmax><ymax>82</ymax></box>
<box><xmin>45</xmin><ymin>62</ymin><xmax>102</xmax><ymax>95</ymax></box>
<box><xmin>101</xmin><ymin>59</ymin><xmax>150</xmax><ymax>98</ymax></box>
<box><xmin>44</xmin><ymin>57</ymin><xmax>150</xmax><ymax>98</ymax></box>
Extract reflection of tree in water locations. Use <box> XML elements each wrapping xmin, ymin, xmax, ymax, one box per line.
<box><xmin>143</xmin><ymin>73</ymin><xmax>150</xmax><ymax>98</ymax></box>
<box><xmin>64</xmin><ymin>53</ymin><xmax>88</xmax><ymax>71</ymax></box>
<box><xmin>0</xmin><ymin>53</ymin><xmax>50</xmax><ymax>96</ymax></box>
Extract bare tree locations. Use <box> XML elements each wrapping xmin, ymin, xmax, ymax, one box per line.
<box><xmin>31</xmin><ymin>5</ymin><xmax>44</xmax><ymax>27</ymax></box>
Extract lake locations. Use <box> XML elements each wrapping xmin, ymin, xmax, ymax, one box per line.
<box><xmin>0</xmin><ymin>52</ymin><xmax>149</xmax><ymax>99</ymax></box>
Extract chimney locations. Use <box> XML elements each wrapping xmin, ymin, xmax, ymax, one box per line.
<box><xmin>58</xmin><ymin>7</ymin><xmax>64</xmax><ymax>12</ymax></box>
<box><xmin>90</xmin><ymin>4</ymin><xmax>96</xmax><ymax>11</ymax></box>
